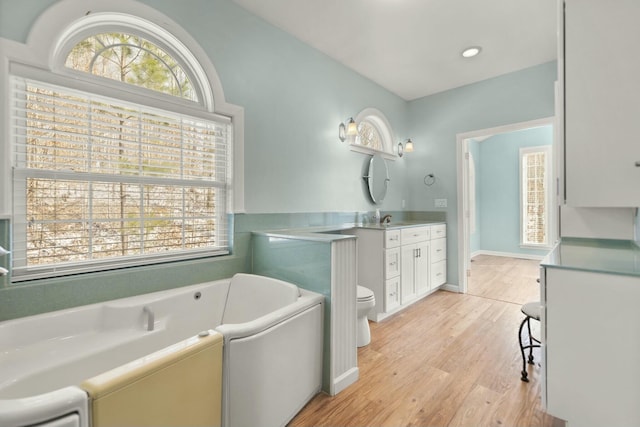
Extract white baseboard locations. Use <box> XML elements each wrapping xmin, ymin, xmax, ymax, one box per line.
<box><xmin>331</xmin><ymin>367</ymin><xmax>359</xmax><ymax>396</ymax></box>
<box><xmin>471</xmin><ymin>250</ymin><xmax>545</xmax><ymax>261</ymax></box>
<box><xmin>440</xmin><ymin>283</ymin><xmax>460</xmax><ymax>293</ymax></box>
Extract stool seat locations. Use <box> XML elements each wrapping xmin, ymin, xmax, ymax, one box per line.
<box><xmin>519</xmin><ymin>301</ymin><xmax>541</xmax><ymax>382</ymax></box>
<box><xmin>521</xmin><ymin>301</ymin><xmax>541</xmax><ymax>320</ymax></box>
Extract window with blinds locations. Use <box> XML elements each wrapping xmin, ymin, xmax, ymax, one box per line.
<box><xmin>520</xmin><ymin>146</ymin><xmax>551</xmax><ymax>247</ymax></box>
<box><xmin>11</xmin><ymin>77</ymin><xmax>230</xmax><ymax>280</ymax></box>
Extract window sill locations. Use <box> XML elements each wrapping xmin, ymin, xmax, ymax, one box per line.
<box><xmin>520</xmin><ymin>243</ymin><xmax>553</xmax><ymax>251</ymax></box>
<box><xmin>349</xmin><ymin>143</ymin><xmax>397</xmax><ymax>161</ymax></box>
<box><xmin>11</xmin><ymin>249</ymin><xmax>230</xmax><ymax>283</ymax></box>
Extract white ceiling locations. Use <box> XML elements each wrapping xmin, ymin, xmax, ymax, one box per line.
<box><xmin>232</xmin><ymin>0</ymin><xmax>558</xmax><ymax>101</ymax></box>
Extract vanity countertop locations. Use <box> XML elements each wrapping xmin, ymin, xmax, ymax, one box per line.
<box><xmin>541</xmin><ymin>237</ymin><xmax>640</xmax><ymax>277</ymax></box>
<box><xmin>356</xmin><ymin>221</ymin><xmax>445</xmax><ymax>230</ymax></box>
<box><xmin>252</xmin><ymin>221</ymin><xmax>446</xmax><ymax>242</ymax></box>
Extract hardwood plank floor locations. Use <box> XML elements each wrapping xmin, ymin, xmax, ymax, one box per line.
<box><xmin>289</xmin><ymin>257</ymin><xmax>563</xmax><ymax>427</ymax></box>
<box><xmin>467</xmin><ymin>255</ymin><xmax>541</xmax><ymax>305</ymax></box>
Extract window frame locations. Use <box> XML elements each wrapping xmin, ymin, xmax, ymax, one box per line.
<box><xmin>349</xmin><ymin>107</ymin><xmax>398</xmax><ymax>160</ymax></box>
<box><xmin>519</xmin><ymin>145</ymin><xmax>552</xmax><ymax>249</ymax></box>
<box><xmin>0</xmin><ymin>0</ymin><xmax>245</xmax><ymax>282</ymax></box>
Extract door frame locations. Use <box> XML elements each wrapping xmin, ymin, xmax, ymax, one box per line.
<box><xmin>456</xmin><ymin>116</ymin><xmax>557</xmax><ymax>294</ymax></box>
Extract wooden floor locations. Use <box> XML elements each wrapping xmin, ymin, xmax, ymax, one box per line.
<box><xmin>289</xmin><ymin>256</ymin><xmax>564</xmax><ymax>427</ymax></box>
<box><xmin>467</xmin><ymin>254</ymin><xmax>541</xmax><ymax>306</ymax></box>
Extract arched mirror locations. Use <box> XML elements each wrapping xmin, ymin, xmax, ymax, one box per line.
<box><xmin>365</xmin><ymin>154</ymin><xmax>390</xmax><ymax>204</ymax></box>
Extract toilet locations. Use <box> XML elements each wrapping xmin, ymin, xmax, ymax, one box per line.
<box><xmin>356</xmin><ymin>286</ymin><xmax>376</xmax><ymax>347</ymax></box>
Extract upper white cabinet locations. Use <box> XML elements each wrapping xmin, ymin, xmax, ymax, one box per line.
<box><xmin>563</xmin><ymin>0</ymin><xmax>640</xmax><ymax>207</ymax></box>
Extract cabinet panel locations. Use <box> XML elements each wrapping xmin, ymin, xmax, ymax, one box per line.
<box><xmin>564</xmin><ymin>0</ymin><xmax>640</xmax><ymax>206</ymax></box>
<box><xmin>401</xmin><ymin>244</ymin><xmax>416</xmax><ymax>303</ymax></box>
<box><xmin>415</xmin><ymin>242</ymin><xmax>429</xmax><ymax>295</ymax></box>
<box><xmin>384</xmin><ymin>248</ymin><xmax>400</xmax><ymax>280</ymax></box>
<box><xmin>544</xmin><ymin>268</ymin><xmax>640</xmax><ymax>426</ymax></box>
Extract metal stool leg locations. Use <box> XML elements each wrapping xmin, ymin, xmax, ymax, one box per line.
<box><xmin>518</xmin><ymin>316</ymin><xmax>530</xmax><ymax>382</ymax></box>
<box><xmin>526</xmin><ymin>316</ymin><xmax>535</xmax><ymax>365</ymax></box>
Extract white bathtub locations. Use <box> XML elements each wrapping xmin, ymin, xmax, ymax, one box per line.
<box><xmin>0</xmin><ymin>273</ymin><xmax>324</xmax><ymax>427</ymax></box>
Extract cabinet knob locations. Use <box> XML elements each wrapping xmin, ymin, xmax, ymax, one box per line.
<box><xmin>636</xmin><ymin>161</ymin><xmax>640</xmax><ymax>167</ymax></box>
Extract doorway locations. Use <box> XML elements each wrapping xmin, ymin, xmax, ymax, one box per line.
<box><xmin>456</xmin><ymin>117</ymin><xmax>557</xmax><ymax>298</ymax></box>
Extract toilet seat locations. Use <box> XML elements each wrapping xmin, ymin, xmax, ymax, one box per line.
<box><xmin>357</xmin><ymin>285</ymin><xmax>374</xmax><ymax>302</ymax></box>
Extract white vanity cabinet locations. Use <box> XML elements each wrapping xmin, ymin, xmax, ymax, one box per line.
<box><xmin>563</xmin><ymin>0</ymin><xmax>640</xmax><ymax>206</ymax></box>
<box><xmin>352</xmin><ymin>223</ymin><xmax>446</xmax><ymax>322</ymax></box>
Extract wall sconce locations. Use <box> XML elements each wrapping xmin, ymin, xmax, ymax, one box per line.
<box><xmin>398</xmin><ymin>138</ymin><xmax>415</xmax><ymax>158</ymax></box>
<box><xmin>405</xmin><ymin>138</ymin><xmax>414</xmax><ymax>152</ymax></box>
<box><xmin>338</xmin><ymin>117</ymin><xmax>358</xmax><ymax>142</ymax></box>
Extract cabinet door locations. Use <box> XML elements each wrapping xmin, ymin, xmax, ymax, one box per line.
<box><xmin>564</xmin><ymin>0</ymin><xmax>640</xmax><ymax>206</ymax></box>
<box><xmin>415</xmin><ymin>242</ymin><xmax>429</xmax><ymax>295</ymax></box>
<box><xmin>401</xmin><ymin>244</ymin><xmax>416</xmax><ymax>304</ymax></box>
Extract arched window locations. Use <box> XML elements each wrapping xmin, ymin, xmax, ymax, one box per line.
<box><xmin>350</xmin><ymin>108</ymin><xmax>397</xmax><ymax>159</ymax></box>
<box><xmin>65</xmin><ymin>32</ymin><xmax>197</xmax><ymax>101</ymax></box>
<box><xmin>5</xmin><ymin>6</ymin><xmax>237</xmax><ymax>281</ymax></box>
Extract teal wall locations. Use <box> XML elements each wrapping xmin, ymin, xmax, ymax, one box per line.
<box><xmin>407</xmin><ymin>62</ymin><xmax>557</xmax><ymax>285</ymax></box>
<box><xmin>475</xmin><ymin>126</ymin><xmax>553</xmax><ymax>257</ymax></box>
<box><xmin>139</xmin><ymin>0</ymin><xmax>410</xmax><ymax>214</ymax></box>
<box><xmin>0</xmin><ymin>0</ymin><xmax>557</xmax><ymax>320</ymax></box>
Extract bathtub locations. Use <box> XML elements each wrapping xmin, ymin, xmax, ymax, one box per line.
<box><xmin>0</xmin><ymin>273</ymin><xmax>324</xmax><ymax>427</ymax></box>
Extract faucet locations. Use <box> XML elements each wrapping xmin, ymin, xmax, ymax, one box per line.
<box><xmin>143</xmin><ymin>306</ymin><xmax>154</xmax><ymax>331</ymax></box>
<box><xmin>380</xmin><ymin>214</ymin><xmax>392</xmax><ymax>225</ymax></box>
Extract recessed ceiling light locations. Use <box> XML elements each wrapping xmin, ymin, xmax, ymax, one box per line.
<box><xmin>462</xmin><ymin>46</ymin><xmax>482</xmax><ymax>58</ymax></box>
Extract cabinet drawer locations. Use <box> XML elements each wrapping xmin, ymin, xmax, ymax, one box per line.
<box><xmin>384</xmin><ymin>248</ymin><xmax>401</xmax><ymax>280</ymax></box>
<box><xmin>431</xmin><ymin>224</ymin><xmax>446</xmax><ymax>239</ymax></box>
<box><xmin>401</xmin><ymin>226</ymin><xmax>429</xmax><ymax>245</ymax></box>
<box><xmin>431</xmin><ymin>260</ymin><xmax>446</xmax><ymax>287</ymax></box>
<box><xmin>430</xmin><ymin>237</ymin><xmax>446</xmax><ymax>263</ymax></box>
<box><xmin>385</xmin><ymin>276</ymin><xmax>401</xmax><ymax>312</ymax></box>
<box><xmin>385</xmin><ymin>230</ymin><xmax>401</xmax><ymax>249</ymax></box>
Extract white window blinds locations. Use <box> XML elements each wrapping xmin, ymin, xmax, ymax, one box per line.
<box><xmin>11</xmin><ymin>76</ymin><xmax>230</xmax><ymax>280</ymax></box>
<box><xmin>521</xmin><ymin>146</ymin><xmax>550</xmax><ymax>247</ymax></box>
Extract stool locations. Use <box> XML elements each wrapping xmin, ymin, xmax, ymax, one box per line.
<box><xmin>519</xmin><ymin>301</ymin><xmax>541</xmax><ymax>382</ymax></box>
